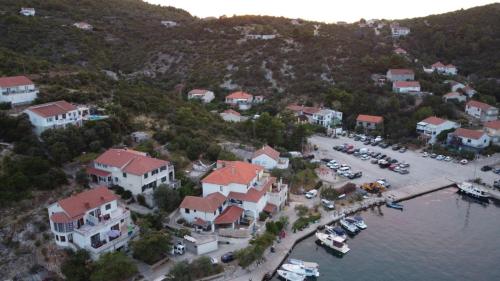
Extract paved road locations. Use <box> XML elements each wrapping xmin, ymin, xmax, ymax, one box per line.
<box><xmin>309</xmin><ymin>135</ymin><xmax>500</xmax><ymax>189</ymax></box>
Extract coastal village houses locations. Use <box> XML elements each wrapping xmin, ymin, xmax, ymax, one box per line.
<box><xmin>251</xmin><ymin>145</ymin><xmax>289</xmax><ymax>170</ymax></box>
<box><xmin>86</xmin><ymin>148</ymin><xmax>178</xmax><ymax>197</ymax></box>
<box><xmin>386</xmin><ymin>69</ymin><xmax>414</xmax><ymax>81</ymax></box>
<box><xmin>443</xmin><ymin>92</ymin><xmax>467</xmax><ymax>103</ymax></box>
<box><xmin>179</xmin><ymin>161</ymin><xmax>288</xmax><ymax>232</ymax></box>
<box><xmin>416</xmin><ymin>116</ymin><xmax>460</xmax><ymax>144</ymax></box>
<box><xmin>24</xmin><ymin>100</ymin><xmax>89</xmax><ymax>136</ymax></box>
<box><xmin>0</xmin><ymin>75</ymin><xmax>38</xmax><ymax>106</ymax></box>
<box><xmin>356</xmin><ymin>114</ymin><xmax>383</xmax><ymax>131</ymax></box>
<box><xmin>393</xmin><ymin>81</ymin><xmax>421</xmax><ymax>94</ymax></box>
<box><xmin>187</xmin><ymin>89</ymin><xmax>215</xmax><ymax>103</ymax></box>
<box><xmin>448</xmin><ymin>128</ymin><xmax>491</xmax><ymax>151</ymax></box>
<box><xmin>483</xmin><ymin>120</ymin><xmax>500</xmax><ymax>145</ymax></box>
<box><xmin>47</xmin><ymin>186</ymin><xmax>137</xmax><ymax>260</ymax></box>
<box><xmin>286</xmin><ymin>104</ymin><xmax>320</xmax><ymax>123</ymax></box>
<box><xmin>390</xmin><ymin>23</ymin><xmax>410</xmax><ymax>37</ymax></box>
<box><xmin>220</xmin><ymin>109</ymin><xmax>246</xmax><ymax>122</ymax></box>
<box><xmin>430</xmin><ymin>62</ymin><xmax>457</xmax><ymax>76</ymax></box>
<box><xmin>465</xmin><ymin>100</ymin><xmax>498</xmax><ymax>122</ymax></box>
<box><xmin>312</xmin><ymin>108</ymin><xmax>343</xmax><ymax>128</ymax></box>
<box><xmin>225</xmin><ymin>91</ymin><xmax>254</xmax><ymax>110</ymax></box>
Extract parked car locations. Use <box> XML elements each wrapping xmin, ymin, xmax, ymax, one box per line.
<box><xmin>436</xmin><ymin>155</ymin><xmax>445</xmax><ymax>161</ymax></box>
<box><xmin>493</xmin><ymin>168</ymin><xmax>500</xmax><ymax>174</ymax></box>
<box><xmin>348</xmin><ymin>171</ymin><xmax>362</xmax><ymax>179</ymax></box>
<box><xmin>321</xmin><ymin>158</ymin><xmax>332</xmax><ymax>163</ymax></box>
<box><xmin>321</xmin><ymin>199</ymin><xmax>335</xmax><ymax>210</ymax></box>
<box><xmin>391</xmin><ymin>144</ymin><xmax>400</xmax><ymax>150</ymax></box>
<box><xmin>460</xmin><ymin>159</ymin><xmax>468</xmax><ymax>165</ymax></box>
<box><xmin>430</xmin><ymin>153</ymin><xmax>437</xmax><ymax>158</ymax></box>
<box><xmin>337</xmin><ymin>167</ymin><xmax>350</xmax><ymax>175</ymax></box>
<box><xmin>494</xmin><ymin>180</ymin><xmax>500</xmax><ymax>189</ymax></box>
<box><xmin>210</xmin><ymin>257</ymin><xmax>219</xmax><ymax>265</ymax></box>
<box><xmin>444</xmin><ymin>156</ymin><xmax>452</xmax><ymax>162</ymax></box>
<box><xmin>377</xmin><ymin>179</ymin><xmax>390</xmax><ymax>188</ymax></box>
<box><xmin>398</xmin><ymin>169</ymin><xmax>410</xmax><ymax>174</ymax></box>
<box><xmin>371</xmin><ymin>159</ymin><xmax>379</xmax><ymax>164</ymax></box>
<box><xmin>389</xmin><ymin>159</ymin><xmax>398</xmax><ymax>164</ymax></box>
<box><xmin>174</xmin><ymin>242</ymin><xmax>185</xmax><ymax>255</ymax></box>
<box><xmin>363</xmin><ymin>140</ymin><xmax>371</xmax><ymax>145</ymax></box>
<box><xmin>422</xmin><ymin>152</ymin><xmax>429</xmax><ymax>157</ymax></box>
<box><xmin>481</xmin><ymin>165</ymin><xmax>492</xmax><ymax>172</ymax></box>
<box><xmin>360</xmin><ymin>154</ymin><xmax>370</xmax><ymax>160</ymax></box>
<box><xmin>305</xmin><ymin>189</ymin><xmax>318</xmax><ymax>199</ymax></box>
<box><xmin>399</xmin><ymin>162</ymin><xmax>410</xmax><ymax>168</ymax></box>
<box><xmin>399</xmin><ymin>147</ymin><xmax>407</xmax><ymax>153</ymax></box>
<box><xmin>379</xmin><ymin>143</ymin><xmax>390</xmax><ymax>148</ymax></box>
<box><xmin>221</xmin><ymin>252</ymin><xmax>235</xmax><ymax>263</ymax></box>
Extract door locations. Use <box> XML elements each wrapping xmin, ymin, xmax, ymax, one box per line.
<box><xmin>90</xmin><ymin>233</ymin><xmax>101</xmax><ymax>248</ymax></box>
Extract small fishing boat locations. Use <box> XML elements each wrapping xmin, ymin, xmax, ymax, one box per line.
<box><xmin>316</xmin><ymin>232</ymin><xmax>350</xmax><ymax>255</ymax></box>
<box><xmin>282</xmin><ymin>263</ymin><xmax>320</xmax><ymax>277</ymax></box>
<box><xmin>457</xmin><ymin>182</ymin><xmax>489</xmax><ymax>200</ymax></box>
<box><xmin>288</xmin><ymin>258</ymin><xmax>319</xmax><ymax>270</ymax></box>
<box><xmin>277</xmin><ymin>269</ymin><xmax>305</xmax><ymax>281</ymax></box>
<box><xmin>386</xmin><ymin>201</ymin><xmax>404</xmax><ymax>210</ymax></box>
<box><xmin>339</xmin><ymin>218</ymin><xmax>359</xmax><ymax>234</ymax></box>
<box><xmin>351</xmin><ymin>215</ymin><xmax>367</xmax><ymax>229</ymax></box>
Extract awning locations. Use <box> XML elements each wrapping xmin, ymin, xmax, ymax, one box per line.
<box><xmin>263</xmin><ymin>203</ymin><xmax>278</xmax><ymax>214</ymax></box>
<box><xmin>50</xmin><ymin>212</ymin><xmax>72</xmax><ymax>223</ymax></box>
<box><xmin>86</xmin><ymin>167</ymin><xmax>111</xmax><ymax>177</ymax></box>
<box><xmin>194</xmin><ymin>218</ymin><xmax>209</xmax><ymax>227</ymax></box>
<box><xmin>214</xmin><ymin>206</ymin><xmax>244</xmax><ymax>225</ymax></box>
<box><xmin>107</xmin><ymin>230</ymin><xmax>121</xmax><ymax>238</ymax></box>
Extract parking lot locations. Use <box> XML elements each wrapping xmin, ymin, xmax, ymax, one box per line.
<box><xmin>309</xmin><ymin>135</ymin><xmax>500</xmax><ymax>190</ymax></box>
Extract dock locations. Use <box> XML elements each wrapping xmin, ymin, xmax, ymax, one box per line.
<box><xmin>383</xmin><ymin>177</ymin><xmax>456</xmax><ymax>202</ymax></box>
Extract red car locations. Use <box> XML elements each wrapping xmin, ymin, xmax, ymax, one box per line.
<box><xmin>388</xmin><ymin>164</ymin><xmax>397</xmax><ymax>171</ymax></box>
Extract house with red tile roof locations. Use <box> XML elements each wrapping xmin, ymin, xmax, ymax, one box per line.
<box><xmin>431</xmin><ymin>61</ymin><xmax>457</xmax><ymax>76</ymax></box>
<box><xmin>220</xmin><ymin>109</ymin><xmax>247</xmax><ymax>122</ymax></box>
<box><xmin>416</xmin><ymin>116</ymin><xmax>460</xmax><ymax>144</ymax></box>
<box><xmin>442</xmin><ymin>92</ymin><xmax>466</xmax><ymax>103</ymax></box>
<box><xmin>386</xmin><ymin>69</ymin><xmax>414</xmax><ymax>81</ymax></box>
<box><xmin>187</xmin><ymin>89</ymin><xmax>215</xmax><ymax>103</ymax></box>
<box><xmin>484</xmin><ymin>120</ymin><xmax>500</xmax><ymax>144</ymax></box>
<box><xmin>394</xmin><ymin>48</ymin><xmax>408</xmax><ymax>55</ymax></box>
<box><xmin>24</xmin><ymin>100</ymin><xmax>89</xmax><ymax>135</ymax></box>
<box><xmin>448</xmin><ymin>128</ymin><xmax>490</xmax><ymax>150</ymax></box>
<box><xmin>251</xmin><ymin>145</ymin><xmax>289</xmax><ymax>170</ymax></box>
<box><xmin>87</xmin><ymin>148</ymin><xmax>177</xmax><ymax>196</ymax></box>
<box><xmin>465</xmin><ymin>100</ymin><xmax>498</xmax><ymax>122</ymax></box>
<box><xmin>392</xmin><ymin>81</ymin><xmax>421</xmax><ymax>93</ymax></box>
<box><xmin>74</xmin><ymin>22</ymin><xmax>93</xmax><ymax>30</ymax></box>
<box><xmin>47</xmin><ymin>186</ymin><xmax>137</xmax><ymax>259</ymax></box>
<box><xmin>179</xmin><ymin>161</ymin><xmax>288</xmax><ymax>230</ymax></box>
<box><xmin>0</xmin><ymin>75</ymin><xmax>38</xmax><ymax>106</ymax></box>
<box><xmin>356</xmin><ymin>114</ymin><xmax>383</xmax><ymax>131</ymax></box>
<box><xmin>225</xmin><ymin>91</ymin><xmax>254</xmax><ymax>110</ymax></box>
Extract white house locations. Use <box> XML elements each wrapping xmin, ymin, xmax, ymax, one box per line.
<box><xmin>393</xmin><ymin>81</ymin><xmax>421</xmax><ymax>93</ymax></box>
<box><xmin>356</xmin><ymin>114</ymin><xmax>384</xmax><ymax>130</ymax></box>
<box><xmin>20</xmin><ymin>8</ymin><xmax>35</xmax><ymax>16</ymax></box>
<box><xmin>47</xmin><ymin>186</ymin><xmax>137</xmax><ymax>260</ymax></box>
<box><xmin>225</xmin><ymin>91</ymin><xmax>254</xmax><ymax>110</ymax></box>
<box><xmin>431</xmin><ymin>62</ymin><xmax>457</xmax><ymax>76</ymax></box>
<box><xmin>416</xmin><ymin>116</ymin><xmax>460</xmax><ymax>144</ymax></box>
<box><xmin>483</xmin><ymin>120</ymin><xmax>500</xmax><ymax>145</ymax></box>
<box><xmin>386</xmin><ymin>69</ymin><xmax>415</xmax><ymax>81</ymax></box>
<box><xmin>391</xmin><ymin>24</ymin><xmax>410</xmax><ymax>37</ymax></box>
<box><xmin>74</xmin><ymin>22</ymin><xmax>93</xmax><ymax>30</ymax></box>
<box><xmin>394</xmin><ymin>48</ymin><xmax>408</xmax><ymax>55</ymax></box>
<box><xmin>443</xmin><ymin>92</ymin><xmax>467</xmax><ymax>103</ymax></box>
<box><xmin>448</xmin><ymin>128</ymin><xmax>490</xmax><ymax>150</ymax></box>
<box><xmin>179</xmin><ymin>161</ymin><xmax>288</xmax><ymax>230</ymax></box>
<box><xmin>462</xmin><ymin>86</ymin><xmax>477</xmax><ymax>98</ymax></box>
<box><xmin>465</xmin><ymin>100</ymin><xmax>498</xmax><ymax>122</ymax></box>
<box><xmin>220</xmin><ymin>109</ymin><xmax>247</xmax><ymax>122</ymax></box>
<box><xmin>251</xmin><ymin>145</ymin><xmax>289</xmax><ymax>170</ymax></box>
<box><xmin>245</xmin><ymin>34</ymin><xmax>277</xmax><ymax>40</ymax></box>
<box><xmin>24</xmin><ymin>100</ymin><xmax>89</xmax><ymax>135</ymax></box>
<box><xmin>312</xmin><ymin>108</ymin><xmax>343</xmax><ymax>128</ymax></box>
<box><xmin>86</xmin><ymin>148</ymin><xmax>178</xmax><ymax>196</ymax></box>
<box><xmin>0</xmin><ymin>76</ymin><xmax>38</xmax><ymax>106</ymax></box>
<box><xmin>160</xmin><ymin>20</ymin><xmax>178</xmax><ymax>27</ymax></box>
<box><xmin>448</xmin><ymin>81</ymin><xmax>466</xmax><ymax>92</ymax></box>
<box><xmin>286</xmin><ymin>104</ymin><xmax>321</xmax><ymax>123</ymax></box>
<box><xmin>187</xmin><ymin>89</ymin><xmax>215</xmax><ymax>103</ymax></box>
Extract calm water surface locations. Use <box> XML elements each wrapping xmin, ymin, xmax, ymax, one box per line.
<box><xmin>276</xmin><ymin>188</ymin><xmax>500</xmax><ymax>281</ymax></box>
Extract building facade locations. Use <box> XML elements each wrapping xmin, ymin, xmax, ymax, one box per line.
<box><xmin>465</xmin><ymin>100</ymin><xmax>498</xmax><ymax>122</ymax></box>
<box><xmin>0</xmin><ymin>76</ymin><xmax>38</xmax><ymax>106</ymax></box>
<box><xmin>251</xmin><ymin>145</ymin><xmax>289</xmax><ymax>170</ymax></box>
<box><xmin>484</xmin><ymin>120</ymin><xmax>500</xmax><ymax>145</ymax></box>
<box><xmin>225</xmin><ymin>91</ymin><xmax>254</xmax><ymax>110</ymax></box>
<box><xmin>416</xmin><ymin>116</ymin><xmax>460</xmax><ymax>144</ymax></box>
<box><xmin>356</xmin><ymin>114</ymin><xmax>383</xmax><ymax>130</ymax></box>
<box><xmin>448</xmin><ymin>128</ymin><xmax>491</xmax><ymax>150</ymax></box>
<box><xmin>311</xmin><ymin>108</ymin><xmax>343</xmax><ymax>128</ymax></box>
<box><xmin>24</xmin><ymin>100</ymin><xmax>89</xmax><ymax>135</ymax></box>
<box><xmin>47</xmin><ymin>186</ymin><xmax>137</xmax><ymax>260</ymax></box>
<box><xmin>386</xmin><ymin>69</ymin><xmax>415</xmax><ymax>81</ymax></box>
<box><xmin>87</xmin><ymin>148</ymin><xmax>178</xmax><ymax>195</ymax></box>
<box><xmin>187</xmin><ymin>89</ymin><xmax>215</xmax><ymax>103</ymax></box>
<box><xmin>393</xmin><ymin>81</ymin><xmax>421</xmax><ymax>93</ymax></box>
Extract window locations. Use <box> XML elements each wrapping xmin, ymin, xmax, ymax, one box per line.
<box><xmin>152</xmin><ymin>169</ymin><xmax>158</xmax><ymax>175</ymax></box>
<box><xmin>62</xmin><ymin>113</ymin><xmax>66</xmax><ymax>119</ymax></box>
<box><xmin>161</xmin><ymin>176</ymin><xmax>167</xmax><ymax>183</ymax></box>
<box><xmin>105</xmin><ymin>204</ymin><xmax>111</xmax><ymax>210</ymax></box>
<box><xmin>160</xmin><ymin>166</ymin><xmax>167</xmax><ymax>171</ymax></box>
<box><xmin>144</xmin><ymin>173</ymin><xmax>148</xmax><ymax>179</ymax></box>
<box><xmin>194</xmin><ymin>210</ymin><xmax>197</xmax><ymax>213</ymax></box>
<box><xmin>47</xmin><ymin>117</ymin><xmax>53</xmax><ymax>122</ymax></box>
<box><xmin>121</xmin><ymin>219</ymin><xmax>124</xmax><ymax>223</ymax></box>
<box><xmin>185</xmin><ymin>209</ymin><xmax>190</xmax><ymax>214</ymax></box>
<box><xmin>123</xmin><ymin>173</ymin><xmax>127</xmax><ymax>178</ymax></box>
<box><xmin>114</xmin><ymin>177</ymin><xmax>118</xmax><ymax>182</ymax></box>
<box><xmin>55</xmin><ymin>235</ymin><xmax>59</xmax><ymax>241</ymax></box>
<box><xmin>220</xmin><ymin>186</ymin><xmax>223</xmax><ymax>192</ymax></box>
<box><xmin>60</xmin><ymin>235</ymin><xmax>66</xmax><ymax>242</ymax></box>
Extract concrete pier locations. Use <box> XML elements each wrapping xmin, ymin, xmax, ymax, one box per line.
<box><xmin>383</xmin><ymin>177</ymin><xmax>456</xmax><ymax>202</ymax></box>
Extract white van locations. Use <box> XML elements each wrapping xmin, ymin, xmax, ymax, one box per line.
<box><xmin>305</xmin><ymin>189</ymin><xmax>318</xmax><ymax>199</ymax></box>
<box><xmin>337</xmin><ymin>166</ymin><xmax>350</xmax><ymax>174</ymax></box>
<box><xmin>174</xmin><ymin>242</ymin><xmax>185</xmax><ymax>255</ymax></box>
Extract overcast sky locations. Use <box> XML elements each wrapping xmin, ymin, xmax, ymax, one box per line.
<box><xmin>145</xmin><ymin>0</ymin><xmax>497</xmax><ymax>23</ymax></box>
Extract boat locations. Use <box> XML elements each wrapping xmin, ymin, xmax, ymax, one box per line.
<box><xmin>339</xmin><ymin>218</ymin><xmax>359</xmax><ymax>234</ymax></box>
<box><xmin>325</xmin><ymin>225</ymin><xmax>348</xmax><ymax>240</ymax></box>
<box><xmin>316</xmin><ymin>232</ymin><xmax>350</xmax><ymax>255</ymax></box>
<box><xmin>386</xmin><ymin>201</ymin><xmax>404</xmax><ymax>210</ymax></box>
<box><xmin>352</xmin><ymin>215</ymin><xmax>367</xmax><ymax>229</ymax></box>
<box><xmin>345</xmin><ymin>217</ymin><xmax>365</xmax><ymax>230</ymax></box>
<box><xmin>281</xmin><ymin>263</ymin><xmax>320</xmax><ymax>277</ymax></box>
<box><xmin>288</xmin><ymin>258</ymin><xmax>319</xmax><ymax>270</ymax></box>
<box><xmin>276</xmin><ymin>269</ymin><xmax>305</xmax><ymax>281</ymax></box>
<box><xmin>457</xmin><ymin>182</ymin><xmax>489</xmax><ymax>199</ymax></box>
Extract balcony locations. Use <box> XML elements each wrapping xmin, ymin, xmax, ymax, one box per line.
<box><xmin>2</xmin><ymin>88</ymin><xmax>39</xmax><ymax>95</ymax></box>
<box><xmin>86</xmin><ymin>225</ymin><xmax>139</xmax><ymax>255</ymax></box>
<box><xmin>75</xmin><ymin>207</ymin><xmax>130</xmax><ymax>236</ymax></box>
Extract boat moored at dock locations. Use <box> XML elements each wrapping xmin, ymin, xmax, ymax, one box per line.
<box><xmin>316</xmin><ymin>232</ymin><xmax>350</xmax><ymax>255</ymax></box>
<box><xmin>281</xmin><ymin>263</ymin><xmax>320</xmax><ymax>277</ymax></box>
<box><xmin>386</xmin><ymin>201</ymin><xmax>404</xmax><ymax>210</ymax></box>
<box><xmin>277</xmin><ymin>269</ymin><xmax>305</xmax><ymax>281</ymax></box>
<box><xmin>325</xmin><ymin>225</ymin><xmax>348</xmax><ymax>240</ymax></box>
<box><xmin>352</xmin><ymin>215</ymin><xmax>367</xmax><ymax>229</ymax></box>
<box><xmin>288</xmin><ymin>258</ymin><xmax>319</xmax><ymax>270</ymax></box>
<box><xmin>339</xmin><ymin>218</ymin><xmax>359</xmax><ymax>234</ymax></box>
<box><xmin>457</xmin><ymin>182</ymin><xmax>489</xmax><ymax>200</ymax></box>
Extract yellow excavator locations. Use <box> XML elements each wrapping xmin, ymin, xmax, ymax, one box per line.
<box><xmin>361</xmin><ymin>182</ymin><xmax>385</xmax><ymax>193</ymax></box>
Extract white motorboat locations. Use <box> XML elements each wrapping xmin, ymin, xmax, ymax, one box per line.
<box><xmin>339</xmin><ymin>218</ymin><xmax>359</xmax><ymax>234</ymax></box>
<box><xmin>288</xmin><ymin>258</ymin><xmax>319</xmax><ymax>270</ymax></box>
<box><xmin>277</xmin><ymin>269</ymin><xmax>305</xmax><ymax>281</ymax></box>
<box><xmin>316</xmin><ymin>232</ymin><xmax>350</xmax><ymax>255</ymax></box>
<box><xmin>457</xmin><ymin>182</ymin><xmax>489</xmax><ymax>199</ymax></box>
<box><xmin>351</xmin><ymin>215</ymin><xmax>367</xmax><ymax>229</ymax></box>
<box><xmin>282</xmin><ymin>263</ymin><xmax>320</xmax><ymax>277</ymax></box>
<box><xmin>324</xmin><ymin>225</ymin><xmax>347</xmax><ymax>241</ymax></box>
